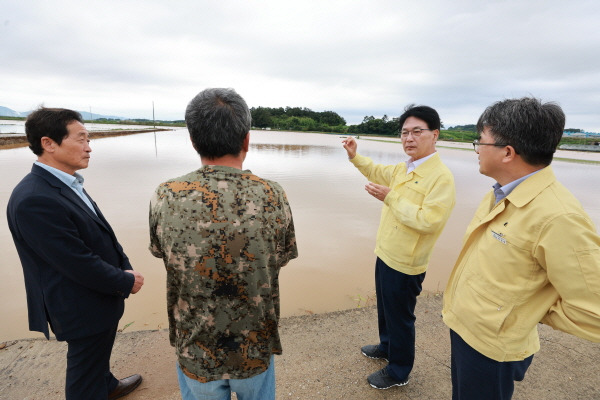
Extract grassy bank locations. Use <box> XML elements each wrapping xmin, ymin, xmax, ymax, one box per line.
<box><xmin>360</xmin><ymin>137</ymin><xmax>600</xmax><ymax>165</ymax></box>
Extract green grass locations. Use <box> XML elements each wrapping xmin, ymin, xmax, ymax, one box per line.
<box><xmin>553</xmin><ymin>157</ymin><xmax>600</xmax><ymax>165</ymax></box>
<box><xmin>359</xmin><ymin>138</ymin><xmax>600</xmax><ymax>165</ymax></box>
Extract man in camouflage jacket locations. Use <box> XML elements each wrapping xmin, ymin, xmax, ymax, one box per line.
<box><xmin>149</xmin><ymin>88</ymin><xmax>298</xmax><ymax>400</ymax></box>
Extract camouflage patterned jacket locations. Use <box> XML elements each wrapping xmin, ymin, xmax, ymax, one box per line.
<box><xmin>149</xmin><ymin>165</ymin><xmax>298</xmax><ymax>382</ymax></box>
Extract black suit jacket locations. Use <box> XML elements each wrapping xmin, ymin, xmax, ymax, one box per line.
<box><xmin>7</xmin><ymin>164</ymin><xmax>135</xmax><ymax>341</ymax></box>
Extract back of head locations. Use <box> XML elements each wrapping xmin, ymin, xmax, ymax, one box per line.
<box><xmin>476</xmin><ymin>97</ymin><xmax>565</xmax><ymax>166</ymax></box>
<box><xmin>25</xmin><ymin>107</ymin><xmax>83</xmax><ymax>155</ymax></box>
<box><xmin>398</xmin><ymin>104</ymin><xmax>441</xmax><ymax>131</ymax></box>
<box><xmin>185</xmin><ymin>88</ymin><xmax>251</xmax><ymax>159</ymax></box>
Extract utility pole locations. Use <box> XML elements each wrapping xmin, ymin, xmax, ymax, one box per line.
<box><xmin>153</xmin><ymin>101</ymin><xmax>157</xmax><ymax>157</ymax></box>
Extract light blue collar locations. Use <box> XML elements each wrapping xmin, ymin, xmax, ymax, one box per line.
<box><xmin>493</xmin><ymin>170</ymin><xmax>540</xmax><ymax>204</ymax></box>
<box><xmin>35</xmin><ymin>161</ymin><xmax>85</xmax><ymax>188</ymax></box>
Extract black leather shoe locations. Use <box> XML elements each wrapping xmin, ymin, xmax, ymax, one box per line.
<box><xmin>109</xmin><ymin>374</ymin><xmax>143</xmax><ymax>400</ymax></box>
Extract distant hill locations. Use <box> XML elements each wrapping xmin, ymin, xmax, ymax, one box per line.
<box><xmin>78</xmin><ymin>111</ymin><xmax>126</xmax><ymax>120</ymax></box>
<box><xmin>0</xmin><ymin>106</ymin><xmax>25</xmax><ymax>117</ymax></box>
<box><xmin>0</xmin><ymin>106</ymin><xmax>125</xmax><ymax>120</ymax></box>
<box><xmin>448</xmin><ymin>124</ymin><xmax>476</xmax><ymax>131</ymax></box>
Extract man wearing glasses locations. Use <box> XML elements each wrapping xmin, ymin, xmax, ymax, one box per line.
<box><xmin>342</xmin><ymin>105</ymin><xmax>456</xmax><ymax>389</ymax></box>
<box><xmin>443</xmin><ymin>97</ymin><xmax>600</xmax><ymax>399</ymax></box>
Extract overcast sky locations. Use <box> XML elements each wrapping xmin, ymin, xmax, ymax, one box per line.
<box><xmin>1</xmin><ymin>0</ymin><xmax>599</xmax><ymax>130</ymax></box>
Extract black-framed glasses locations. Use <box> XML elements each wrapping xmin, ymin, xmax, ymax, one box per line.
<box><xmin>400</xmin><ymin>128</ymin><xmax>432</xmax><ymax>137</ymax></box>
<box><xmin>472</xmin><ymin>139</ymin><xmax>509</xmax><ymax>152</ymax></box>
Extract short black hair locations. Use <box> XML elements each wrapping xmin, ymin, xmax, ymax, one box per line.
<box><xmin>398</xmin><ymin>104</ymin><xmax>441</xmax><ymax>132</ymax></box>
<box><xmin>25</xmin><ymin>107</ymin><xmax>84</xmax><ymax>156</ymax></box>
<box><xmin>476</xmin><ymin>97</ymin><xmax>565</xmax><ymax>166</ymax></box>
<box><xmin>185</xmin><ymin>88</ymin><xmax>251</xmax><ymax>159</ymax></box>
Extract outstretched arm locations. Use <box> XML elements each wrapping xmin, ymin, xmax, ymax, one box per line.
<box><xmin>342</xmin><ymin>136</ymin><xmax>357</xmax><ymax>159</ymax></box>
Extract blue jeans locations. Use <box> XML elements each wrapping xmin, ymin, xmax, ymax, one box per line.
<box><xmin>176</xmin><ymin>355</ymin><xmax>275</xmax><ymax>400</ymax></box>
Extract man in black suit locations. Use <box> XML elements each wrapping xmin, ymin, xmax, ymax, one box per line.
<box><xmin>7</xmin><ymin>108</ymin><xmax>144</xmax><ymax>400</ymax></box>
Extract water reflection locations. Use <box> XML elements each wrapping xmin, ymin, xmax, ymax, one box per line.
<box><xmin>0</xmin><ymin>119</ymin><xmax>159</xmax><ymax>135</ymax></box>
<box><xmin>1</xmin><ymin>129</ymin><xmax>598</xmax><ymax>340</ymax></box>
<box><xmin>250</xmin><ymin>143</ymin><xmax>332</xmax><ymax>154</ymax></box>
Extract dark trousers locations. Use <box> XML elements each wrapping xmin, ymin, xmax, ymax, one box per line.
<box><xmin>450</xmin><ymin>330</ymin><xmax>533</xmax><ymax>400</ymax></box>
<box><xmin>65</xmin><ymin>324</ymin><xmax>120</xmax><ymax>400</ymax></box>
<box><xmin>375</xmin><ymin>257</ymin><xmax>425</xmax><ymax>381</ymax></box>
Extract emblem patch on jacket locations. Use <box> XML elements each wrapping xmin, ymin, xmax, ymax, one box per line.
<box><xmin>491</xmin><ymin>230</ymin><xmax>507</xmax><ymax>244</ymax></box>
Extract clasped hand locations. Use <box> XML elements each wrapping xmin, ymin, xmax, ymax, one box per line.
<box><xmin>125</xmin><ymin>270</ymin><xmax>144</xmax><ymax>294</ymax></box>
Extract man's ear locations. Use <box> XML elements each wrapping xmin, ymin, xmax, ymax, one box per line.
<box><xmin>40</xmin><ymin>137</ymin><xmax>56</xmax><ymax>153</ymax></box>
<box><xmin>189</xmin><ymin>135</ymin><xmax>199</xmax><ymax>153</ymax></box>
<box><xmin>501</xmin><ymin>145</ymin><xmax>518</xmax><ymax>163</ymax></box>
<box><xmin>242</xmin><ymin>132</ymin><xmax>250</xmax><ymax>153</ymax></box>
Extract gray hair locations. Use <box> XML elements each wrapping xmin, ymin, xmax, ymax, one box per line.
<box><xmin>185</xmin><ymin>88</ymin><xmax>251</xmax><ymax>159</ymax></box>
<box><xmin>476</xmin><ymin>97</ymin><xmax>565</xmax><ymax>166</ymax></box>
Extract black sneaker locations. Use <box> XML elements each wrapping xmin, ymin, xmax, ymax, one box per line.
<box><xmin>367</xmin><ymin>368</ymin><xmax>409</xmax><ymax>389</ymax></box>
<box><xmin>361</xmin><ymin>344</ymin><xmax>388</xmax><ymax>362</ymax></box>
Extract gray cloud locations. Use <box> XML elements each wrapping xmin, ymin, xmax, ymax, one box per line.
<box><xmin>1</xmin><ymin>0</ymin><xmax>599</xmax><ymax>130</ymax></box>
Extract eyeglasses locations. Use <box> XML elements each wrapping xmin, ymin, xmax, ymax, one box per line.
<box><xmin>472</xmin><ymin>139</ymin><xmax>509</xmax><ymax>152</ymax></box>
<box><xmin>400</xmin><ymin>128</ymin><xmax>432</xmax><ymax>137</ymax></box>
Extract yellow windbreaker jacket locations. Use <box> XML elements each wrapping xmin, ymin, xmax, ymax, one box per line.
<box><xmin>443</xmin><ymin>166</ymin><xmax>600</xmax><ymax>361</ymax></box>
<box><xmin>350</xmin><ymin>152</ymin><xmax>455</xmax><ymax>275</ymax></box>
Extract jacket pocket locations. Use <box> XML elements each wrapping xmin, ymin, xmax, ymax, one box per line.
<box><xmin>380</xmin><ymin>224</ymin><xmax>419</xmax><ymax>265</ymax></box>
<box><xmin>577</xmin><ymin>248</ymin><xmax>600</xmax><ymax>295</ymax></box>
<box><xmin>454</xmin><ymin>279</ymin><xmax>514</xmax><ymax>340</ymax></box>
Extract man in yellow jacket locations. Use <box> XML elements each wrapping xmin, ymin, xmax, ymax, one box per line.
<box><xmin>343</xmin><ymin>105</ymin><xmax>456</xmax><ymax>389</ymax></box>
<box><xmin>443</xmin><ymin>97</ymin><xmax>600</xmax><ymax>399</ymax></box>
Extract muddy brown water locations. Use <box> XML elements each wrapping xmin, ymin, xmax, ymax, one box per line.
<box><xmin>1</xmin><ymin>130</ymin><xmax>598</xmax><ymax>341</ymax></box>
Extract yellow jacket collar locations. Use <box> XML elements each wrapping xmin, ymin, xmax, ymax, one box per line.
<box><xmin>504</xmin><ymin>166</ymin><xmax>555</xmax><ymax>208</ymax></box>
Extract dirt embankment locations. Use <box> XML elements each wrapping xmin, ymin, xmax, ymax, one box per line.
<box><xmin>1</xmin><ymin>295</ymin><xmax>599</xmax><ymax>400</ymax></box>
<box><xmin>0</xmin><ymin>129</ymin><xmax>172</xmax><ymax>150</ymax></box>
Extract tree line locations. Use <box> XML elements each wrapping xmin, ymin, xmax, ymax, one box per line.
<box><xmin>347</xmin><ymin>115</ymin><xmax>401</xmax><ymax>135</ymax></box>
<box><xmin>4</xmin><ymin>108</ymin><xmax>586</xmax><ymax>142</ymax></box>
<box><xmin>249</xmin><ymin>107</ymin><xmax>465</xmax><ymax>137</ymax></box>
<box><xmin>250</xmin><ymin>106</ymin><xmax>347</xmax><ymax>133</ymax></box>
